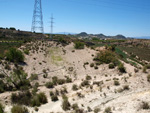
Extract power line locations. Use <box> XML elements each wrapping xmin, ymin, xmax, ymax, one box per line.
<box><xmin>50</xmin><ymin>14</ymin><xmax>54</xmax><ymax>39</ymax></box>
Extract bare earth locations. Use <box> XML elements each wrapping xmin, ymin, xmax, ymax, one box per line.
<box><xmin>1</xmin><ymin>41</ymin><xmax>150</xmax><ymax>113</ymax></box>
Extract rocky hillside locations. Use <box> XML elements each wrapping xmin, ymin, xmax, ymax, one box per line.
<box><xmin>0</xmin><ymin>39</ymin><xmax>150</xmax><ymax>113</ymax></box>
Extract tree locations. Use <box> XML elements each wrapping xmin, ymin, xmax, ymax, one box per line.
<box><xmin>6</xmin><ymin>48</ymin><xmax>24</xmax><ymax>63</ymax></box>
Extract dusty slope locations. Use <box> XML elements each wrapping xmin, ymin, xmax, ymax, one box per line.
<box><xmin>1</xmin><ymin>41</ymin><xmax>150</xmax><ymax>113</ymax></box>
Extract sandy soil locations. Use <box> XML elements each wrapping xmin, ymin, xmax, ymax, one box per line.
<box><xmin>1</xmin><ymin>41</ymin><xmax>150</xmax><ymax>113</ymax></box>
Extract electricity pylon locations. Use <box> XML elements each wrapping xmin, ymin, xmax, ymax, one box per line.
<box><xmin>31</xmin><ymin>0</ymin><xmax>44</xmax><ymax>33</ymax></box>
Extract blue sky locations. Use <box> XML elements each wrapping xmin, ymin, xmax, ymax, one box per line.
<box><xmin>0</xmin><ymin>0</ymin><xmax>150</xmax><ymax>37</ymax></box>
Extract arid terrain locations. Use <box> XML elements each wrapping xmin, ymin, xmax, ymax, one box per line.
<box><xmin>0</xmin><ymin>35</ymin><xmax>150</xmax><ymax>113</ymax></box>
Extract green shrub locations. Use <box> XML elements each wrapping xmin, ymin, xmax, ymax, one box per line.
<box><xmin>30</xmin><ymin>74</ymin><xmax>38</xmax><ymax>81</ymax></box>
<box><xmin>143</xmin><ymin>66</ymin><xmax>147</xmax><ymax>73</ymax></box>
<box><xmin>52</xmin><ymin>76</ymin><xmax>58</xmax><ymax>85</ymax></box>
<box><xmin>45</xmin><ymin>82</ymin><xmax>54</xmax><ymax>88</ymax></box>
<box><xmin>51</xmin><ymin>95</ymin><xmax>58</xmax><ymax>102</ymax></box>
<box><xmin>142</xmin><ymin>101</ymin><xmax>150</xmax><ymax>109</ymax></box>
<box><xmin>114</xmin><ymin>80</ymin><xmax>120</xmax><ymax>86</ymax></box>
<box><xmin>58</xmin><ymin>38</ymin><xmax>67</xmax><ymax>44</ymax></box>
<box><xmin>57</xmin><ymin>79</ymin><xmax>66</xmax><ymax>85</ymax></box>
<box><xmin>37</xmin><ymin>92</ymin><xmax>47</xmax><ymax>104</ymax></box>
<box><xmin>90</xmin><ymin>63</ymin><xmax>94</xmax><ymax>67</ymax></box>
<box><xmin>0</xmin><ymin>103</ymin><xmax>4</xmax><ymax>113</ymax></box>
<box><xmin>72</xmin><ymin>103</ymin><xmax>79</xmax><ymax>110</ymax></box>
<box><xmin>11</xmin><ymin>105</ymin><xmax>28</xmax><ymax>113</ymax></box>
<box><xmin>86</xmin><ymin>75</ymin><xmax>92</xmax><ymax>80</ymax></box>
<box><xmin>62</xmin><ymin>95</ymin><xmax>70</xmax><ymax>111</ymax></box>
<box><xmin>0</xmin><ymin>80</ymin><xmax>6</xmax><ymax>93</ymax></box>
<box><xmin>31</xmin><ymin>96</ymin><xmax>41</xmax><ymax>107</ymax></box>
<box><xmin>104</xmin><ymin>107</ymin><xmax>111</xmax><ymax>113</ymax></box>
<box><xmin>0</xmin><ymin>73</ymin><xmax>5</xmax><ymax>78</ymax></box>
<box><xmin>50</xmin><ymin>91</ymin><xmax>54</xmax><ymax>96</ymax></box>
<box><xmin>11</xmin><ymin>91</ymin><xmax>32</xmax><ymax>106</ymax></box>
<box><xmin>24</xmin><ymin>49</ymin><xmax>29</xmax><ymax>55</ymax></box>
<box><xmin>81</xmin><ymin>80</ymin><xmax>89</xmax><ymax>87</ymax></box>
<box><xmin>4</xmin><ymin>64</ymin><xmax>11</xmax><ymax>70</ymax></box>
<box><xmin>123</xmin><ymin>85</ymin><xmax>129</xmax><ymax>90</ymax></box>
<box><xmin>109</xmin><ymin>63</ymin><xmax>115</xmax><ymax>69</ymax></box>
<box><xmin>147</xmin><ymin>74</ymin><xmax>150</xmax><ymax>82</ymax></box>
<box><xmin>10</xmin><ymin>69</ymin><xmax>31</xmax><ymax>90</ymax></box>
<box><xmin>72</xmin><ymin>84</ymin><xmax>78</xmax><ymax>91</ymax></box>
<box><xmin>74</xmin><ymin>41</ymin><xmax>84</xmax><ymax>49</ymax></box>
<box><xmin>94</xmin><ymin>66</ymin><xmax>98</xmax><ymax>69</ymax></box>
<box><xmin>66</xmin><ymin>77</ymin><xmax>72</xmax><ymax>83</ymax></box>
<box><xmin>34</xmin><ymin>107</ymin><xmax>39</xmax><ymax>111</ymax></box>
<box><xmin>6</xmin><ymin>48</ymin><xmax>24</xmax><ymax>63</ymax></box>
<box><xmin>118</xmin><ymin>63</ymin><xmax>126</xmax><ymax>73</ymax></box>
<box><xmin>94</xmin><ymin>108</ymin><xmax>100</xmax><ymax>113</ymax></box>
<box><xmin>146</xmin><ymin>64</ymin><xmax>150</xmax><ymax>69</ymax></box>
<box><xmin>95</xmin><ymin>50</ymin><xmax>116</xmax><ymax>64</ymax></box>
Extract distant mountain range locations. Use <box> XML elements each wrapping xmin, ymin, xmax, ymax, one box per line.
<box><xmin>50</xmin><ymin>31</ymin><xmax>150</xmax><ymax>40</ymax></box>
<box><xmin>76</xmin><ymin>32</ymin><xmax>126</xmax><ymax>39</ymax></box>
<box><xmin>132</xmin><ymin>36</ymin><xmax>150</xmax><ymax>39</ymax></box>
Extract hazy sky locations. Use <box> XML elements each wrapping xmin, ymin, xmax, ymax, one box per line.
<box><xmin>0</xmin><ymin>0</ymin><xmax>150</xmax><ymax>37</ymax></box>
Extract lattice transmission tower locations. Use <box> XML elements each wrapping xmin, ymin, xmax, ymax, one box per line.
<box><xmin>31</xmin><ymin>0</ymin><xmax>44</xmax><ymax>33</ymax></box>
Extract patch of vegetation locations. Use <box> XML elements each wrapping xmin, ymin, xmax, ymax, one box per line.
<box><xmin>94</xmin><ymin>107</ymin><xmax>100</xmax><ymax>113</ymax></box>
<box><xmin>118</xmin><ymin>46</ymin><xmax>150</xmax><ymax>62</ymax></box>
<box><xmin>143</xmin><ymin>66</ymin><xmax>147</xmax><ymax>73</ymax></box>
<box><xmin>146</xmin><ymin>64</ymin><xmax>150</xmax><ymax>69</ymax></box>
<box><xmin>24</xmin><ymin>49</ymin><xmax>29</xmax><ymax>55</ymax></box>
<box><xmin>142</xmin><ymin>101</ymin><xmax>150</xmax><ymax>109</ymax></box>
<box><xmin>147</xmin><ymin>74</ymin><xmax>150</xmax><ymax>82</ymax></box>
<box><xmin>72</xmin><ymin>84</ymin><xmax>78</xmax><ymax>91</ymax></box>
<box><xmin>104</xmin><ymin>107</ymin><xmax>112</xmax><ymax>113</ymax></box>
<box><xmin>123</xmin><ymin>85</ymin><xmax>129</xmax><ymax>90</ymax></box>
<box><xmin>0</xmin><ymin>42</ymin><xmax>23</xmax><ymax>59</ymax></box>
<box><xmin>94</xmin><ymin>50</ymin><xmax>117</xmax><ymax>64</ymax></box>
<box><xmin>118</xmin><ymin>63</ymin><xmax>126</xmax><ymax>73</ymax></box>
<box><xmin>62</xmin><ymin>95</ymin><xmax>70</xmax><ymax>111</ymax></box>
<box><xmin>114</xmin><ymin>80</ymin><xmax>120</xmax><ymax>86</ymax></box>
<box><xmin>109</xmin><ymin>63</ymin><xmax>115</xmax><ymax>69</ymax></box>
<box><xmin>6</xmin><ymin>48</ymin><xmax>24</xmax><ymax>63</ymax></box>
<box><xmin>51</xmin><ymin>95</ymin><xmax>59</xmax><ymax>102</ymax></box>
<box><xmin>52</xmin><ymin>76</ymin><xmax>58</xmax><ymax>85</ymax></box>
<box><xmin>66</xmin><ymin>77</ymin><xmax>72</xmax><ymax>83</ymax></box>
<box><xmin>57</xmin><ymin>79</ymin><xmax>66</xmax><ymax>85</ymax></box>
<box><xmin>11</xmin><ymin>90</ymin><xmax>32</xmax><ymax>105</ymax></box>
<box><xmin>74</xmin><ymin>41</ymin><xmax>85</xmax><ymax>49</ymax></box>
<box><xmin>45</xmin><ymin>82</ymin><xmax>54</xmax><ymax>88</ymax></box>
<box><xmin>86</xmin><ymin>75</ymin><xmax>92</xmax><ymax>80</ymax></box>
<box><xmin>31</xmin><ymin>92</ymin><xmax>48</xmax><ymax>107</ymax></box>
<box><xmin>90</xmin><ymin>63</ymin><xmax>94</xmax><ymax>67</ymax></box>
<box><xmin>11</xmin><ymin>105</ymin><xmax>28</xmax><ymax>113</ymax></box>
<box><xmin>30</xmin><ymin>74</ymin><xmax>38</xmax><ymax>81</ymax></box>
<box><xmin>81</xmin><ymin>80</ymin><xmax>89</xmax><ymax>87</ymax></box>
<box><xmin>6</xmin><ymin>69</ymin><xmax>31</xmax><ymax>91</ymax></box>
<box><xmin>58</xmin><ymin>38</ymin><xmax>68</xmax><ymax>45</ymax></box>
<box><xmin>72</xmin><ymin>103</ymin><xmax>79</xmax><ymax>110</ymax></box>
<box><xmin>11</xmin><ymin>91</ymin><xmax>47</xmax><ymax>107</ymax></box>
<box><xmin>0</xmin><ymin>103</ymin><xmax>4</xmax><ymax>113</ymax></box>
